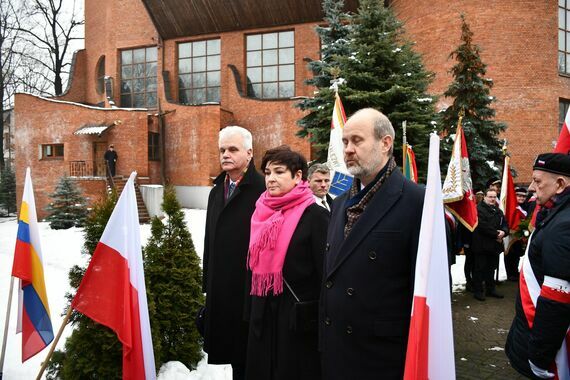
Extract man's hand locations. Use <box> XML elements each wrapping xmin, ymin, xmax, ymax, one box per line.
<box><xmin>529</xmin><ymin>360</ymin><xmax>555</xmax><ymax>379</ymax></box>
<box><xmin>497</xmin><ymin>230</ymin><xmax>506</xmax><ymax>240</ymax></box>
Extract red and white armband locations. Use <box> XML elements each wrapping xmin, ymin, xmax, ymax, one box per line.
<box><xmin>540</xmin><ymin>276</ymin><xmax>570</xmax><ymax>304</ymax></box>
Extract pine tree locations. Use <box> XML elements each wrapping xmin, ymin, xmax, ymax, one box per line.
<box><xmin>441</xmin><ymin>15</ymin><xmax>507</xmax><ymax>191</ymax></box>
<box><xmin>46</xmin><ymin>192</ymin><xmax>123</xmax><ymax>380</ymax></box>
<box><xmin>144</xmin><ymin>187</ymin><xmax>204</xmax><ymax>368</ymax></box>
<box><xmin>0</xmin><ymin>165</ymin><xmax>16</xmax><ymax>216</ymax></box>
<box><xmin>296</xmin><ymin>0</ymin><xmax>352</xmax><ymax>159</ymax></box>
<box><xmin>45</xmin><ymin>175</ymin><xmax>88</xmax><ymax>229</ymax></box>
<box><xmin>144</xmin><ymin>186</ymin><xmax>204</xmax><ymax>370</ymax></box>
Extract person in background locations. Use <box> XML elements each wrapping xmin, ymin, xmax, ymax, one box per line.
<box><xmin>308</xmin><ymin>163</ymin><xmax>333</xmax><ymax>212</ymax></box>
<box><xmin>506</xmin><ymin>153</ymin><xmax>570</xmax><ymax>379</ymax></box>
<box><xmin>245</xmin><ymin>146</ymin><xmax>329</xmax><ymax>380</ymax></box>
<box><xmin>202</xmin><ymin>126</ymin><xmax>265</xmax><ymax>380</ymax></box>
<box><xmin>104</xmin><ymin>144</ymin><xmax>118</xmax><ymax>177</ymax></box>
<box><xmin>504</xmin><ymin>187</ymin><xmax>529</xmax><ymax>281</ymax></box>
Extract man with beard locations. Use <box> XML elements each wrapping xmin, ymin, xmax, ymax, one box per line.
<box><xmin>320</xmin><ymin>108</ymin><xmax>424</xmax><ymax>379</ymax></box>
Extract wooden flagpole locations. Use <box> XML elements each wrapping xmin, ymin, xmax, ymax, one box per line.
<box><xmin>0</xmin><ymin>277</ymin><xmax>15</xmax><ymax>380</ymax></box>
<box><xmin>35</xmin><ymin>307</ymin><xmax>73</xmax><ymax>380</ymax></box>
<box><xmin>402</xmin><ymin>120</ymin><xmax>407</xmax><ymax>175</ymax></box>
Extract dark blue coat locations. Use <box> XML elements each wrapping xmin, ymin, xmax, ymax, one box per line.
<box><xmin>320</xmin><ymin>169</ymin><xmax>424</xmax><ymax>380</ymax></box>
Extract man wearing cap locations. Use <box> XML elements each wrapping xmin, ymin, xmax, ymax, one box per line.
<box><xmin>104</xmin><ymin>144</ymin><xmax>118</xmax><ymax>177</ymax></box>
<box><xmin>506</xmin><ymin>153</ymin><xmax>570</xmax><ymax>379</ymax></box>
<box><xmin>504</xmin><ymin>187</ymin><xmax>529</xmax><ymax>281</ymax></box>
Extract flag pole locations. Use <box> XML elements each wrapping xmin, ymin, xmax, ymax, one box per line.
<box><xmin>402</xmin><ymin>120</ymin><xmax>407</xmax><ymax>176</ymax></box>
<box><xmin>0</xmin><ymin>277</ymin><xmax>15</xmax><ymax>380</ymax></box>
<box><xmin>35</xmin><ymin>307</ymin><xmax>73</xmax><ymax>380</ymax></box>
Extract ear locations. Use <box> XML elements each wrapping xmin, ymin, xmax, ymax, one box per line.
<box><xmin>381</xmin><ymin>134</ymin><xmax>393</xmax><ymax>154</ymax></box>
<box><xmin>247</xmin><ymin>148</ymin><xmax>253</xmax><ymax>159</ymax></box>
<box><xmin>556</xmin><ymin>176</ymin><xmax>569</xmax><ymax>194</ymax></box>
<box><xmin>294</xmin><ymin>170</ymin><xmax>303</xmax><ymax>184</ymax></box>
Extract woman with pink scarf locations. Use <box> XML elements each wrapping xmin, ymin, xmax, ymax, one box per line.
<box><xmin>245</xmin><ymin>146</ymin><xmax>329</xmax><ymax>380</ymax></box>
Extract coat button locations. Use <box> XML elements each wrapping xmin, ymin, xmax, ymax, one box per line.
<box><xmin>325</xmin><ymin>280</ymin><xmax>333</xmax><ymax>289</ymax></box>
<box><xmin>346</xmin><ymin>325</ymin><xmax>353</xmax><ymax>334</ymax></box>
<box><xmin>368</xmin><ymin>251</ymin><xmax>377</xmax><ymax>260</ymax></box>
<box><xmin>347</xmin><ymin>287</ymin><xmax>354</xmax><ymax>296</ymax></box>
<box><xmin>325</xmin><ymin>243</ymin><xmax>330</xmax><ymax>251</ymax></box>
<box><xmin>325</xmin><ymin>317</ymin><xmax>332</xmax><ymax>326</ymax></box>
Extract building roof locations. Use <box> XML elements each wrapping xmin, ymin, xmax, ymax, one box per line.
<box><xmin>141</xmin><ymin>0</ymin><xmax>359</xmax><ymax>39</ymax></box>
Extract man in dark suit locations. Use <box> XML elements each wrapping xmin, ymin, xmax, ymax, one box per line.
<box><xmin>308</xmin><ymin>163</ymin><xmax>333</xmax><ymax>212</ymax></box>
<box><xmin>320</xmin><ymin>108</ymin><xmax>424</xmax><ymax>379</ymax></box>
<box><xmin>203</xmin><ymin>126</ymin><xmax>265</xmax><ymax>379</ymax></box>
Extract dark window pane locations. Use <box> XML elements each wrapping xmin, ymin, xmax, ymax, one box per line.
<box><xmin>146</xmin><ymin>76</ymin><xmax>157</xmax><ymax>92</ymax></box>
<box><xmin>179</xmin><ymin>89</ymin><xmax>191</xmax><ymax>104</ymax></box>
<box><xmin>121</xmin><ymin>93</ymin><xmax>132</xmax><ymax>107</ymax></box>
<box><xmin>247</xmin><ymin>67</ymin><xmax>261</xmax><ymax>83</ymax></box>
<box><xmin>263</xmin><ymin>50</ymin><xmax>278</xmax><ymax>65</ymax></box>
<box><xmin>207</xmin><ymin>87</ymin><xmax>220</xmax><ymax>102</ymax></box>
<box><xmin>193</xmin><ymin>41</ymin><xmax>206</xmax><ymax>56</ymax></box>
<box><xmin>133</xmin><ymin>63</ymin><xmax>145</xmax><ymax>78</ymax></box>
<box><xmin>279</xmin><ymin>31</ymin><xmax>294</xmax><ymax>48</ymax></box>
<box><xmin>133</xmin><ymin>78</ymin><xmax>144</xmax><ymax>92</ymax></box>
<box><xmin>249</xmin><ymin>83</ymin><xmax>261</xmax><ymax>98</ymax></box>
<box><xmin>263</xmin><ymin>33</ymin><xmax>278</xmax><ymax>49</ymax></box>
<box><xmin>179</xmin><ymin>58</ymin><xmax>192</xmax><ymax>73</ymax></box>
<box><xmin>121</xmin><ymin>50</ymin><xmax>132</xmax><ymax>65</ymax></box>
<box><xmin>55</xmin><ymin>145</ymin><xmax>64</xmax><ymax>156</ymax></box>
<box><xmin>179</xmin><ymin>43</ymin><xmax>191</xmax><ymax>58</ymax></box>
<box><xmin>279</xmin><ymin>48</ymin><xmax>294</xmax><ymax>64</ymax></box>
<box><xmin>121</xmin><ymin>80</ymin><xmax>132</xmax><ymax>94</ymax></box>
<box><xmin>193</xmin><ymin>72</ymin><xmax>206</xmax><ymax>87</ymax></box>
<box><xmin>122</xmin><ymin>65</ymin><xmax>132</xmax><ymax>79</ymax></box>
<box><xmin>207</xmin><ymin>55</ymin><xmax>220</xmax><ymax>71</ymax></box>
<box><xmin>134</xmin><ymin>93</ymin><xmax>145</xmax><ymax>107</ymax></box>
<box><xmin>279</xmin><ymin>81</ymin><xmax>294</xmax><ymax>98</ymax></box>
<box><xmin>263</xmin><ymin>66</ymin><xmax>278</xmax><ymax>82</ymax></box>
<box><xmin>193</xmin><ymin>57</ymin><xmax>206</xmax><ymax>71</ymax></box>
<box><xmin>193</xmin><ymin>88</ymin><xmax>206</xmax><ymax>103</ymax></box>
<box><xmin>146</xmin><ymin>92</ymin><xmax>157</xmax><ymax>107</ymax></box>
<box><xmin>247</xmin><ymin>34</ymin><xmax>261</xmax><ymax>51</ymax></box>
<box><xmin>207</xmin><ymin>39</ymin><xmax>221</xmax><ymax>55</ymax></box>
<box><xmin>207</xmin><ymin>71</ymin><xmax>220</xmax><ymax>86</ymax></box>
<box><xmin>179</xmin><ymin>74</ymin><xmax>192</xmax><ymax>89</ymax></box>
<box><xmin>279</xmin><ymin>64</ymin><xmax>294</xmax><ymax>81</ymax></box>
<box><xmin>263</xmin><ymin>82</ymin><xmax>278</xmax><ymax>98</ymax></box>
<box><xmin>133</xmin><ymin>48</ymin><xmax>146</xmax><ymax>63</ymax></box>
<box><xmin>146</xmin><ymin>47</ymin><xmax>157</xmax><ymax>62</ymax></box>
<box><xmin>146</xmin><ymin>62</ymin><xmax>157</xmax><ymax>76</ymax></box>
<box><xmin>247</xmin><ymin>51</ymin><xmax>261</xmax><ymax>66</ymax></box>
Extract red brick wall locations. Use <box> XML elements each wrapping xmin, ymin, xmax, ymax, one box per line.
<box><xmin>58</xmin><ymin>49</ymin><xmax>87</xmax><ymax>102</ymax></box>
<box><xmin>391</xmin><ymin>0</ymin><xmax>565</xmax><ymax>182</ymax></box>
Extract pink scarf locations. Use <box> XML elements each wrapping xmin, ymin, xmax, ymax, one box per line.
<box><xmin>248</xmin><ymin>181</ymin><xmax>315</xmax><ymax>296</ymax></box>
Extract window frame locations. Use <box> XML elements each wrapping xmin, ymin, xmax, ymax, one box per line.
<box><xmin>119</xmin><ymin>46</ymin><xmax>158</xmax><ymax>108</ymax></box>
<box><xmin>245</xmin><ymin>30</ymin><xmax>295</xmax><ymax>99</ymax></box>
<box><xmin>148</xmin><ymin>132</ymin><xmax>160</xmax><ymax>161</ymax></box>
<box><xmin>559</xmin><ymin>99</ymin><xmax>570</xmax><ymax>132</ymax></box>
<box><xmin>177</xmin><ymin>38</ymin><xmax>221</xmax><ymax>105</ymax></box>
<box><xmin>41</xmin><ymin>143</ymin><xmax>64</xmax><ymax>160</ymax></box>
<box><xmin>559</xmin><ymin>1</ymin><xmax>570</xmax><ymax>74</ymax></box>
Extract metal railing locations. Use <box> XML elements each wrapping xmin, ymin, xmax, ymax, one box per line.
<box><xmin>69</xmin><ymin>160</ymin><xmax>107</xmax><ymax>177</ymax></box>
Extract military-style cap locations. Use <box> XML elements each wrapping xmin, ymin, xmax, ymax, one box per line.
<box><xmin>485</xmin><ymin>177</ymin><xmax>501</xmax><ymax>189</ymax></box>
<box><xmin>515</xmin><ymin>186</ymin><xmax>527</xmax><ymax>195</ymax></box>
<box><xmin>533</xmin><ymin>153</ymin><xmax>570</xmax><ymax>177</ymax></box>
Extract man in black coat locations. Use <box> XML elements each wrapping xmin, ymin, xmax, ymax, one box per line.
<box><xmin>471</xmin><ymin>188</ymin><xmax>509</xmax><ymax>301</ymax></box>
<box><xmin>104</xmin><ymin>144</ymin><xmax>118</xmax><ymax>177</ymax></box>
<box><xmin>320</xmin><ymin>108</ymin><xmax>424</xmax><ymax>379</ymax></box>
<box><xmin>308</xmin><ymin>163</ymin><xmax>333</xmax><ymax>212</ymax></box>
<box><xmin>202</xmin><ymin>126</ymin><xmax>265</xmax><ymax>379</ymax></box>
<box><xmin>506</xmin><ymin>153</ymin><xmax>570</xmax><ymax>379</ymax></box>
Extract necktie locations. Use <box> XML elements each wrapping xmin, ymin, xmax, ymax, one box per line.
<box><xmin>321</xmin><ymin>199</ymin><xmax>329</xmax><ymax>211</ymax></box>
<box><xmin>228</xmin><ymin>182</ymin><xmax>236</xmax><ymax>199</ymax></box>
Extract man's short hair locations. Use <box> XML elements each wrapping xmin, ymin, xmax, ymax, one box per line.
<box><xmin>484</xmin><ymin>188</ymin><xmax>497</xmax><ymax>197</ymax></box>
<box><xmin>308</xmin><ymin>163</ymin><xmax>330</xmax><ymax>179</ymax></box>
<box><xmin>219</xmin><ymin>126</ymin><xmax>253</xmax><ymax>150</ymax></box>
<box><xmin>349</xmin><ymin>108</ymin><xmax>395</xmax><ymax>155</ymax></box>
<box><xmin>261</xmin><ymin>145</ymin><xmax>308</xmax><ymax>180</ymax></box>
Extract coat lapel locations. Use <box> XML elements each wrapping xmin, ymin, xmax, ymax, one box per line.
<box><xmin>326</xmin><ymin>170</ymin><xmax>405</xmax><ymax>278</ymax></box>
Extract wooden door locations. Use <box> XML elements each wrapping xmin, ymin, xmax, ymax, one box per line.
<box><xmin>93</xmin><ymin>142</ymin><xmax>107</xmax><ymax>177</ymax></box>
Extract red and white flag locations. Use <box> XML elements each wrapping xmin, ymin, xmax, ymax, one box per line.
<box><xmin>499</xmin><ymin>155</ymin><xmax>526</xmax><ymax>232</ymax></box>
<box><xmin>404</xmin><ymin>133</ymin><xmax>455</xmax><ymax>380</ymax></box>
<box><xmin>71</xmin><ymin>172</ymin><xmax>156</xmax><ymax>379</ymax></box>
<box><xmin>442</xmin><ymin>121</ymin><xmax>478</xmax><ymax>231</ymax></box>
<box><xmin>555</xmin><ymin>107</ymin><xmax>570</xmax><ymax>154</ymax></box>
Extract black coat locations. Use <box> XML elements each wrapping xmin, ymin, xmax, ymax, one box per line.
<box><xmin>506</xmin><ymin>194</ymin><xmax>570</xmax><ymax>377</ymax></box>
<box><xmin>245</xmin><ymin>203</ymin><xmax>329</xmax><ymax>380</ymax></box>
<box><xmin>471</xmin><ymin>202</ymin><xmax>508</xmax><ymax>255</ymax></box>
<box><xmin>202</xmin><ymin>161</ymin><xmax>265</xmax><ymax>365</ymax></box>
<box><xmin>320</xmin><ymin>169</ymin><xmax>424</xmax><ymax>380</ymax></box>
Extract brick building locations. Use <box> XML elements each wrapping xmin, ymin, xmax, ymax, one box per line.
<box><xmin>13</xmin><ymin>0</ymin><xmax>570</xmax><ymax>217</ymax></box>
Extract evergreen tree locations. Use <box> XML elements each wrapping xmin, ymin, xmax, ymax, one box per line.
<box><xmin>46</xmin><ymin>192</ymin><xmax>123</xmax><ymax>380</ymax></box>
<box><xmin>0</xmin><ymin>165</ymin><xmax>16</xmax><ymax>216</ymax></box>
<box><xmin>296</xmin><ymin>0</ymin><xmax>352</xmax><ymax>157</ymax></box>
<box><xmin>144</xmin><ymin>186</ymin><xmax>204</xmax><ymax>370</ymax></box>
<box><xmin>45</xmin><ymin>175</ymin><xmax>88</xmax><ymax>229</ymax></box>
<box><xmin>441</xmin><ymin>15</ymin><xmax>506</xmax><ymax>190</ymax></box>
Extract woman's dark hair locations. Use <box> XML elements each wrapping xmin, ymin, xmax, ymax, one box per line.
<box><xmin>261</xmin><ymin>145</ymin><xmax>308</xmax><ymax>180</ymax></box>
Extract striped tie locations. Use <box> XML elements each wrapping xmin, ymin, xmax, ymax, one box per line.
<box><xmin>228</xmin><ymin>182</ymin><xmax>236</xmax><ymax>198</ymax></box>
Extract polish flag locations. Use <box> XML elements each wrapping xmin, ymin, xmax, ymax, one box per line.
<box><xmin>555</xmin><ymin>106</ymin><xmax>570</xmax><ymax>154</ymax></box>
<box><xmin>404</xmin><ymin>134</ymin><xmax>455</xmax><ymax>380</ymax></box>
<box><xmin>499</xmin><ymin>155</ymin><xmax>526</xmax><ymax>231</ymax></box>
<box><xmin>71</xmin><ymin>172</ymin><xmax>156</xmax><ymax>379</ymax></box>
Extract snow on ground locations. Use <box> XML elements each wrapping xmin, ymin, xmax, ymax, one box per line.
<box><xmin>1</xmin><ymin>209</ymin><xmax>506</xmax><ymax>379</ymax></box>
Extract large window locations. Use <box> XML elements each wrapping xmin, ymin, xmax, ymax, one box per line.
<box><xmin>246</xmin><ymin>31</ymin><xmax>295</xmax><ymax>99</ymax></box>
<box><xmin>120</xmin><ymin>47</ymin><xmax>157</xmax><ymax>108</ymax></box>
<box><xmin>560</xmin><ymin>1</ymin><xmax>570</xmax><ymax>74</ymax></box>
<box><xmin>41</xmin><ymin>144</ymin><xmax>64</xmax><ymax>160</ymax></box>
<box><xmin>148</xmin><ymin>132</ymin><xmax>160</xmax><ymax>161</ymax></box>
<box><xmin>178</xmin><ymin>39</ymin><xmax>221</xmax><ymax>104</ymax></box>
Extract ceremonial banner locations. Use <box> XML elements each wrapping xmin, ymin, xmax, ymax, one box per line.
<box><xmin>327</xmin><ymin>92</ymin><xmax>353</xmax><ymax>196</ymax></box>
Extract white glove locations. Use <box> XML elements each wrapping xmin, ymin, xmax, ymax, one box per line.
<box><xmin>529</xmin><ymin>360</ymin><xmax>555</xmax><ymax>379</ymax></box>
